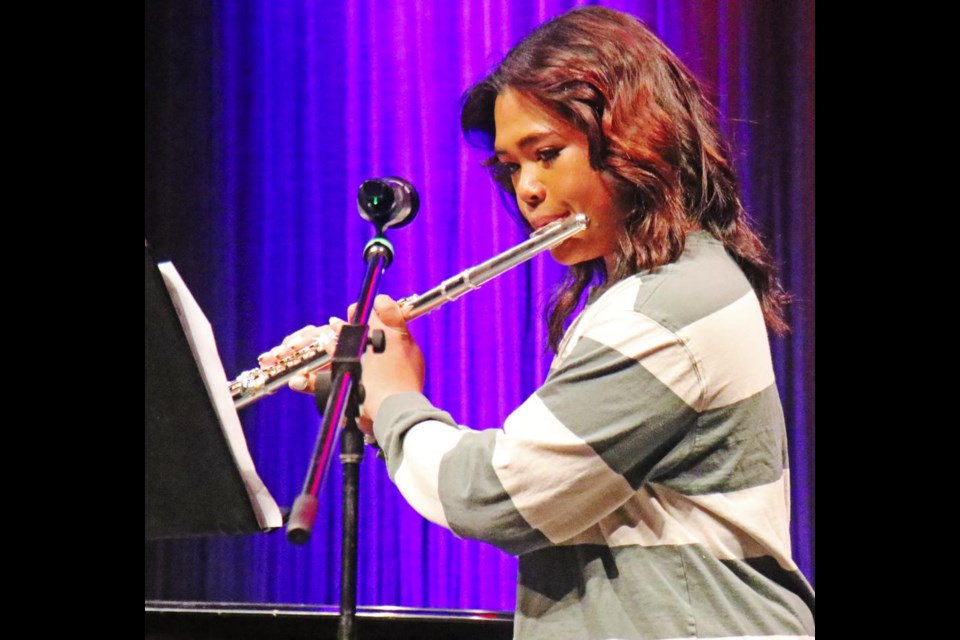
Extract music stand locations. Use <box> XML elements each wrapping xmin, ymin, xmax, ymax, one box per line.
<box><xmin>145</xmin><ymin>242</ymin><xmax>282</xmax><ymax>539</ymax></box>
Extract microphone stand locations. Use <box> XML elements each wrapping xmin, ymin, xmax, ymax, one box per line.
<box><xmin>286</xmin><ymin>235</ymin><xmax>394</xmax><ymax>640</ymax></box>
<box><xmin>284</xmin><ymin>177</ymin><xmax>416</xmax><ymax>640</ymax></box>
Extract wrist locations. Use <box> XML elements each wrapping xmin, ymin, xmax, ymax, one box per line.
<box><xmin>364</xmin><ymin>384</ymin><xmax>422</xmax><ymax>422</ymax></box>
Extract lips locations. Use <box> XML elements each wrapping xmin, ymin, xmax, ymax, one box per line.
<box><xmin>529</xmin><ymin>213</ymin><xmax>570</xmax><ymax>230</ymax></box>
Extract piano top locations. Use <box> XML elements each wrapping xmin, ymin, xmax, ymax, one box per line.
<box><xmin>145</xmin><ymin>600</ymin><xmax>514</xmax><ymax>640</ymax></box>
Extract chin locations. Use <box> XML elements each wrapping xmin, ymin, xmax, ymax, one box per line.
<box><xmin>549</xmin><ymin>247</ymin><xmax>592</xmax><ymax>267</ymax></box>
<box><xmin>548</xmin><ymin>247</ymin><xmax>575</xmax><ymax>266</ymax></box>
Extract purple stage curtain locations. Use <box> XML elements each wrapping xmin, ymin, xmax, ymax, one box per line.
<box><xmin>145</xmin><ymin>0</ymin><xmax>814</xmax><ymax>610</ymax></box>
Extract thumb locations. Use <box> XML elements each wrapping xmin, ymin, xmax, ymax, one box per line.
<box><xmin>373</xmin><ymin>295</ymin><xmax>409</xmax><ymax>331</ymax></box>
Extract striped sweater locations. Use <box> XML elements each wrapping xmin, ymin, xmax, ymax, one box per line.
<box><xmin>372</xmin><ymin>232</ymin><xmax>815</xmax><ymax>639</ymax></box>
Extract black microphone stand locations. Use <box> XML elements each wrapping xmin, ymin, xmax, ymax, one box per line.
<box><xmin>286</xmin><ymin>237</ymin><xmax>392</xmax><ymax>640</ymax></box>
<box><xmin>285</xmin><ymin>178</ymin><xmax>417</xmax><ymax>640</ymax></box>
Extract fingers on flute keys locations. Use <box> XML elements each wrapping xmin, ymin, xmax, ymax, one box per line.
<box><xmin>254</xmin><ymin>324</ymin><xmax>334</xmax><ymax>394</ymax></box>
<box><xmin>260</xmin><ymin>298</ymin><xmax>400</xmax><ymax>396</ymax></box>
<box><xmin>258</xmin><ymin>325</ymin><xmax>321</xmax><ymax>366</ymax></box>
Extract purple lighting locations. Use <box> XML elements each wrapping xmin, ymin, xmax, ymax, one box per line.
<box><xmin>145</xmin><ymin>0</ymin><xmax>814</xmax><ymax>609</ymax></box>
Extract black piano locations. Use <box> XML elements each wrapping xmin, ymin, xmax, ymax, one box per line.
<box><xmin>145</xmin><ymin>601</ymin><xmax>514</xmax><ymax>639</ymax></box>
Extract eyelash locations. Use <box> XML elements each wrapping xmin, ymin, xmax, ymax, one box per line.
<box><xmin>492</xmin><ymin>148</ymin><xmax>562</xmax><ymax>178</ymax></box>
<box><xmin>537</xmin><ymin>148</ymin><xmax>561</xmax><ymax>164</ymax></box>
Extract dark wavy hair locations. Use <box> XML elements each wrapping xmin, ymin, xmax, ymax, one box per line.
<box><xmin>461</xmin><ymin>6</ymin><xmax>789</xmax><ymax>352</ymax></box>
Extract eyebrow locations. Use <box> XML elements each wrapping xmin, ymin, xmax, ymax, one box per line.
<box><xmin>494</xmin><ymin>132</ymin><xmax>554</xmax><ymax>158</ymax></box>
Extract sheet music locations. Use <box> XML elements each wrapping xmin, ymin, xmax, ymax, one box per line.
<box><xmin>157</xmin><ymin>262</ymin><xmax>283</xmax><ymax>531</ymax></box>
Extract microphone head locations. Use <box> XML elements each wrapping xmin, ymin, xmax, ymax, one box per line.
<box><xmin>357</xmin><ymin>177</ymin><xmax>419</xmax><ymax>231</ymax></box>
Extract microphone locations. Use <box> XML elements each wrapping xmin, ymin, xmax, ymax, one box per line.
<box><xmin>357</xmin><ymin>177</ymin><xmax>419</xmax><ymax>232</ymax></box>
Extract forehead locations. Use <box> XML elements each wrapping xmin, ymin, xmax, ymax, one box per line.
<box><xmin>493</xmin><ymin>88</ymin><xmax>577</xmax><ymax>152</ymax></box>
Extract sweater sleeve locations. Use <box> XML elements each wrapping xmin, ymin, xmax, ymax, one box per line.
<box><xmin>372</xmin><ymin>299</ymin><xmax>704</xmax><ymax>557</ymax></box>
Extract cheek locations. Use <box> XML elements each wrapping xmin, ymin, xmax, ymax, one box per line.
<box><xmin>601</xmin><ymin>172</ymin><xmax>636</xmax><ymax>216</ymax></box>
<box><xmin>567</xmin><ymin>172</ymin><xmax>607</xmax><ymax>209</ymax></box>
<box><xmin>584</xmin><ymin>185</ymin><xmax>621</xmax><ymax>226</ymax></box>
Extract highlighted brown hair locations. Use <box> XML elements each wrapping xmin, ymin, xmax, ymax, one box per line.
<box><xmin>461</xmin><ymin>6</ymin><xmax>789</xmax><ymax>351</ymax></box>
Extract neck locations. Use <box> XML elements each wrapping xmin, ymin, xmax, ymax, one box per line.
<box><xmin>603</xmin><ymin>253</ymin><xmax>617</xmax><ymax>276</ymax></box>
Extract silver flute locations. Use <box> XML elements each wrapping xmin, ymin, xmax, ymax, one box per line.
<box><xmin>230</xmin><ymin>213</ymin><xmax>589</xmax><ymax>408</ymax></box>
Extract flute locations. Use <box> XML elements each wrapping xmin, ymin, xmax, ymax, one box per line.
<box><xmin>230</xmin><ymin>213</ymin><xmax>589</xmax><ymax>409</ymax></box>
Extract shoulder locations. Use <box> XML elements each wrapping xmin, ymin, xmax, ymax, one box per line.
<box><xmin>560</xmin><ymin>233</ymin><xmax>773</xmax><ymax>413</ymax></box>
<box><xmin>631</xmin><ymin>232</ymin><xmax>755</xmax><ymax>334</ymax></box>
<box><xmin>569</xmin><ymin>233</ymin><xmax>760</xmax><ymax>354</ymax></box>
<box><xmin>627</xmin><ymin>233</ymin><xmax>774</xmax><ymax>411</ymax></box>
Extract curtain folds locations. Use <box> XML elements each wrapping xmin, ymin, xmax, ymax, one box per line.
<box><xmin>145</xmin><ymin>0</ymin><xmax>815</xmax><ymax>610</ymax></box>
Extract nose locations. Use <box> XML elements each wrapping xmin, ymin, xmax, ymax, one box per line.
<box><xmin>515</xmin><ymin>165</ymin><xmax>546</xmax><ymax>208</ymax></box>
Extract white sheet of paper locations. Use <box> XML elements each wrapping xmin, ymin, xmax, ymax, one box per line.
<box><xmin>158</xmin><ymin>262</ymin><xmax>283</xmax><ymax>531</ymax></box>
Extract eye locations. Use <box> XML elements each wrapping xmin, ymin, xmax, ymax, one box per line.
<box><xmin>490</xmin><ymin>160</ymin><xmax>520</xmax><ymax>179</ymax></box>
<box><xmin>537</xmin><ymin>148</ymin><xmax>562</xmax><ymax>164</ymax></box>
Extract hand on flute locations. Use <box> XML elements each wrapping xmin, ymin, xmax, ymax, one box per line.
<box><xmin>344</xmin><ymin>295</ymin><xmax>426</xmax><ymax>434</ymax></box>
<box><xmin>257</xmin><ymin>324</ymin><xmax>336</xmax><ymax>394</ymax></box>
<box><xmin>262</xmin><ymin>295</ymin><xmax>425</xmax><ymax>436</ymax></box>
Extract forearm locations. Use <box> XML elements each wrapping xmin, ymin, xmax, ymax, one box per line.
<box><xmin>371</xmin><ymin>386</ymin><xmax>657</xmax><ymax>557</ymax></box>
<box><xmin>373</xmin><ymin>392</ymin><xmax>553</xmax><ymax>555</ymax></box>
